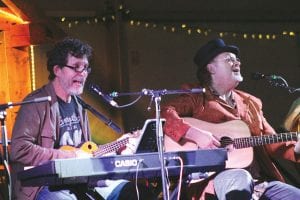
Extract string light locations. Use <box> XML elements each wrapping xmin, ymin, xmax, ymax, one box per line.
<box><xmin>53</xmin><ymin>0</ymin><xmax>298</xmax><ymax>41</ymax></box>
<box><xmin>56</xmin><ymin>15</ymin><xmax>299</xmax><ymax>41</ymax></box>
<box><xmin>30</xmin><ymin>45</ymin><xmax>36</xmax><ymax>91</ymax></box>
<box><xmin>126</xmin><ymin>20</ymin><xmax>299</xmax><ymax>40</ymax></box>
<box><xmin>289</xmin><ymin>31</ymin><xmax>295</xmax><ymax>36</ymax></box>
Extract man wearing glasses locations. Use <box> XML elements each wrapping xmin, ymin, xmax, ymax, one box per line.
<box><xmin>162</xmin><ymin>38</ymin><xmax>300</xmax><ymax>200</ymax></box>
<box><xmin>10</xmin><ymin>38</ymin><xmax>152</xmax><ymax>200</ymax></box>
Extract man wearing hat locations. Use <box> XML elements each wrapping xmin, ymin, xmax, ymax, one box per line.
<box><xmin>161</xmin><ymin>38</ymin><xmax>300</xmax><ymax>199</ymax></box>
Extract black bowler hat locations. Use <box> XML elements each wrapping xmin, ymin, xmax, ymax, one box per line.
<box><xmin>194</xmin><ymin>38</ymin><xmax>239</xmax><ymax>69</ymax></box>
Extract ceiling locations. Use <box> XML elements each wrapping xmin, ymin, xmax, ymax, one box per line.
<box><xmin>11</xmin><ymin>0</ymin><xmax>300</xmax><ymax>23</ymax></box>
<box><xmin>1</xmin><ymin>0</ymin><xmax>300</xmax><ymax>36</ymax></box>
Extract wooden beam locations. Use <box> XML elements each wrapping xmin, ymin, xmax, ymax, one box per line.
<box><xmin>5</xmin><ymin>0</ymin><xmax>67</xmax><ymax>44</ymax></box>
<box><xmin>0</xmin><ymin>7</ymin><xmax>27</xmax><ymax>24</ymax></box>
<box><xmin>1</xmin><ymin>0</ymin><xmax>30</xmax><ymax>21</ymax></box>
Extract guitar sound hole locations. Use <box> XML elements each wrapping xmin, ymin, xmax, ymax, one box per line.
<box><xmin>88</xmin><ymin>144</ymin><xmax>92</xmax><ymax>149</ymax></box>
<box><xmin>220</xmin><ymin>136</ymin><xmax>233</xmax><ymax>148</ymax></box>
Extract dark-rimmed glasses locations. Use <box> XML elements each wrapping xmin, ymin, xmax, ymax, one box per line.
<box><xmin>63</xmin><ymin>65</ymin><xmax>91</xmax><ymax>73</ymax></box>
<box><xmin>224</xmin><ymin>57</ymin><xmax>240</xmax><ymax>64</ymax></box>
<box><xmin>213</xmin><ymin>56</ymin><xmax>241</xmax><ymax>64</ymax></box>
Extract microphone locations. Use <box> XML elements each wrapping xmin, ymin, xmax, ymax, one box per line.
<box><xmin>33</xmin><ymin>96</ymin><xmax>52</xmax><ymax>103</ymax></box>
<box><xmin>88</xmin><ymin>84</ymin><xmax>119</xmax><ymax>107</ymax></box>
<box><xmin>0</xmin><ymin>96</ymin><xmax>51</xmax><ymax>110</ymax></box>
<box><xmin>251</xmin><ymin>72</ymin><xmax>280</xmax><ymax>80</ymax></box>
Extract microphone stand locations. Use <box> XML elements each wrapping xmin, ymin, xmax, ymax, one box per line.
<box><xmin>76</xmin><ymin>97</ymin><xmax>122</xmax><ymax>133</ymax></box>
<box><xmin>0</xmin><ymin>110</ymin><xmax>11</xmax><ymax>200</ymax></box>
<box><xmin>267</xmin><ymin>76</ymin><xmax>300</xmax><ymax>93</ymax></box>
<box><xmin>152</xmin><ymin>90</ymin><xmax>169</xmax><ymax>200</ymax></box>
<box><xmin>0</xmin><ymin>111</ymin><xmax>9</xmax><ymax>169</ymax></box>
<box><xmin>111</xmin><ymin>88</ymin><xmax>205</xmax><ymax>200</ymax></box>
<box><xmin>0</xmin><ymin>96</ymin><xmax>51</xmax><ymax>200</ymax></box>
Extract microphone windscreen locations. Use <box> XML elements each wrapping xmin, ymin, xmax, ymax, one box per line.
<box><xmin>251</xmin><ymin>72</ymin><xmax>264</xmax><ymax>80</ymax></box>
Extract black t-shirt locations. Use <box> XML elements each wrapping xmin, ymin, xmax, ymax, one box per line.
<box><xmin>57</xmin><ymin>96</ymin><xmax>83</xmax><ymax>148</ymax></box>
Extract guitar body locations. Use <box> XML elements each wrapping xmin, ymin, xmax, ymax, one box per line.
<box><xmin>60</xmin><ymin>137</ymin><xmax>129</xmax><ymax>157</ymax></box>
<box><xmin>164</xmin><ymin>118</ymin><xmax>254</xmax><ymax>169</ymax></box>
<box><xmin>60</xmin><ymin>141</ymin><xmax>98</xmax><ymax>154</ymax></box>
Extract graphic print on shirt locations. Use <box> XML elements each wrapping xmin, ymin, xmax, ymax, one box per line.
<box><xmin>58</xmin><ymin>97</ymin><xmax>83</xmax><ymax>148</ymax></box>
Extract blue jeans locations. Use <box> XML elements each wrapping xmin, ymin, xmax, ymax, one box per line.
<box><xmin>36</xmin><ymin>187</ymin><xmax>77</xmax><ymax>200</ymax></box>
<box><xmin>36</xmin><ymin>181</ymin><xmax>127</xmax><ymax>200</ymax></box>
<box><xmin>214</xmin><ymin>169</ymin><xmax>300</xmax><ymax>200</ymax></box>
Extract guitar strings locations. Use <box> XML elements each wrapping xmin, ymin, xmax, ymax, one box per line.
<box><xmin>220</xmin><ymin>132</ymin><xmax>298</xmax><ymax>149</ymax></box>
<box><xmin>93</xmin><ymin>137</ymin><xmax>129</xmax><ymax>157</ymax></box>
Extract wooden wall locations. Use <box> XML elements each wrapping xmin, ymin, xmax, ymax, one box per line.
<box><xmin>0</xmin><ymin>23</ymin><xmax>31</xmax><ymax>141</ymax></box>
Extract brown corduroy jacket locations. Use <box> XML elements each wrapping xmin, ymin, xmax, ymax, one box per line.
<box><xmin>10</xmin><ymin>82</ymin><xmax>90</xmax><ymax>200</ymax></box>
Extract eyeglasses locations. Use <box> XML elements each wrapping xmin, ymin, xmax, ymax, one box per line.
<box><xmin>63</xmin><ymin>65</ymin><xmax>91</xmax><ymax>73</ymax></box>
<box><xmin>213</xmin><ymin>56</ymin><xmax>241</xmax><ymax>64</ymax></box>
<box><xmin>223</xmin><ymin>57</ymin><xmax>241</xmax><ymax>64</ymax></box>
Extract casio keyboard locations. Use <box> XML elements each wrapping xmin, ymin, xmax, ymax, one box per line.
<box><xmin>18</xmin><ymin>149</ymin><xmax>227</xmax><ymax>187</ymax></box>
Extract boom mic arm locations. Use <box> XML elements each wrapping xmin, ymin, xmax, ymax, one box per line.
<box><xmin>251</xmin><ymin>72</ymin><xmax>299</xmax><ymax>93</ymax></box>
<box><xmin>88</xmin><ymin>84</ymin><xmax>119</xmax><ymax>107</ymax></box>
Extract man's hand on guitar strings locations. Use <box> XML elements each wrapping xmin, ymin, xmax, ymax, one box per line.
<box><xmin>118</xmin><ymin>130</ymin><xmax>141</xmax><ymax>155</ymax></box>
<box><xmin>185</xmin><ymin>126</ymin><xmax>220</xmax><ymax>149</ymax></box>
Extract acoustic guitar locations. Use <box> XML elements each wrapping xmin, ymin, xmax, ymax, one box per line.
<box><xmin>61</xmin><ymin>137</ymin><xmax>129</xmax><ymax>157</ymax></box>
<box><xmin>164</xmin><ymin>118</ymin><xmax>299</xmax><ymax>169</ymax></box>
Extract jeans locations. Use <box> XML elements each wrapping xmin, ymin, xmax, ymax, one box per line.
<box><xmin>36</xmin><ymin>180</ymin><xmax>155</xmax><ymax>200</ymax></box>
<box><xmin>36</xmin><ymin>187</ymin><xmax>78</xmax><ymax>200</ymax></box>
<box><xmin>214</xmin><ymin>168</ymin><xmax>300</xmax><ymax>200</ymax></box>
<box><xmin>36</xmin><ymin>180</ymin><xmax>128</xmax><ymax>200</ymax></box>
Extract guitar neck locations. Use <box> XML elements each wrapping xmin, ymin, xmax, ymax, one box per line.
<box><xmin>93</xmin><ymin>137</ymin><xmax>129</xmax><ymax>157</ymax></box>
<box><xmin>233</xmin><ymin>132</ymin><xmax>298</xmax><ymax>149</ymax></box>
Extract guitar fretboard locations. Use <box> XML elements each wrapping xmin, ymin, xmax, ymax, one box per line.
<box><xmin>93</xmin><ymin>137</ymin><xmax>129</xmax><ymax>157</ymax></box>
<box><xmin>233</xmin><ymin>132</ymin><xmax>298</xmax><ymax>149</ymax></box>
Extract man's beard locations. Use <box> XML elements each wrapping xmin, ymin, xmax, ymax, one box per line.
<box><xmin>69</xmin><ymin>85</ymin><xmax>84</xmax><ymax>95</ymax></box>
<box><xmin>235</xmin><ymin>73</ymin><xmax>243</xmax><ymax>82</ymax></box>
